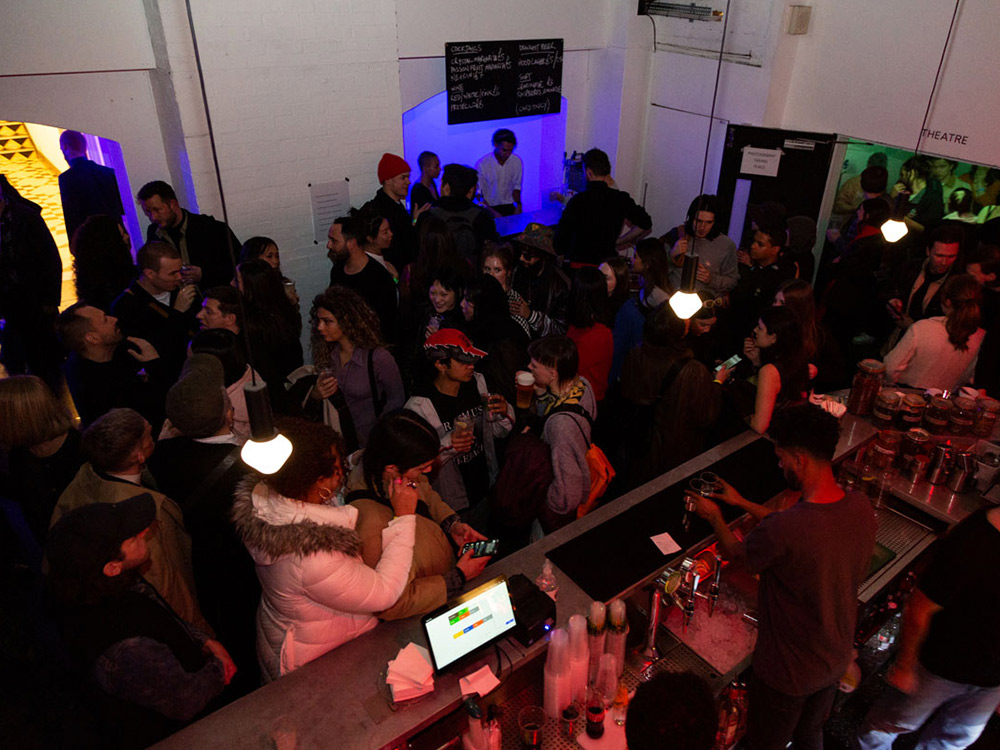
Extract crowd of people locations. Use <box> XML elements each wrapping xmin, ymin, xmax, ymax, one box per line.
<box><xmin>1</xmin><ymin>131</ymin><xmax>999</xmax><ymax>748</ymax></box>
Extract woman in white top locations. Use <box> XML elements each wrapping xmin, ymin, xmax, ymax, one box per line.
<box><xmin>232</xmin><ymin>417</ymin><xmax>416</xmax><ymax>682</ymax></box>
<box><xmin>884</xmin><ymin>274</ymin><xmax>985</xmax><ymax>391</ymax></box>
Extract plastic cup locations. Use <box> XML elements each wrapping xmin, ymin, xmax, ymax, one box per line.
<box><xmin>699</xmin><ymin>471</ymin><xmax>721</xmax><ymax>494</ymax></box>
<box><xmin>454</xmin><ymin>417</ymin><xmax>473</xmax><ymax>437</ymax></box>
<box><xmin>481</xmin><ymin>392</ymin><xmax>497</xmax><ymax>422</ymax></box>
<box><xmin>516</xmin><ymin>371</ymin><xmax>535</xmax><ymax>409</ymax></box>
<box><xmin>518</xmin><ymin>705</ymin><xmax>546</xmax><ymax>749</ymax></box>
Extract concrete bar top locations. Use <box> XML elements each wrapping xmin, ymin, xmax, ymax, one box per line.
<box><xmin>154</xmin><ymin>417</ymin><xmax>877</xmax><ymax>750</ymax></box>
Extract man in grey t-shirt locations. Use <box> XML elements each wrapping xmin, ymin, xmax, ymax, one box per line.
<box><xmin>691</xmin><ymin>404</ymin><xmax>877</xmax><ymax>750</ymax></box>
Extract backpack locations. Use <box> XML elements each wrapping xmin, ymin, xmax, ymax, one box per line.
<box><xmin>429</xmin><ymin>205</ymin><xmax>481</xmax><ymax>261</ymax></box>
<box><xmin>491</xmin><ymin>432</ymin><xmax>554</xmax><ymax>530</ymax></box>
<box><xmin>549</xmin><ymin>403</ymin><xmax>616</xmax><ymax>518</ymax></box>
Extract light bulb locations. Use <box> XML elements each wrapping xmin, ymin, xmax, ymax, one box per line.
<box><xmin>881</xmin><ymin>218</ymin><xmax>908</xmax><ymax>243</ymax></box>
<box><xmin>669</xmin><ymin>290</ymin><xmax>703</xmax><ymax>320</ymax></box>
<box><xmin>241</xmin><ymin>433</ymin><xmax>293</xmax><ymax>474</ymax></box>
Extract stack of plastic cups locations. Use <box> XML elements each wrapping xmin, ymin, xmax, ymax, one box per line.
<box><xmin>587</xmin><ymin>601</ymin><xmax>606</xmax><ymax>686</ymax></box>
<box><xmin>543</xmin><ymin>628</ymin><xmax>572</xmax><ymax>719</ymax></box>
<box><xmin>605</xmin><ymin>599</ymin><xmax>628</xmax><ymax>678</ymax></box>
<box><xmin>567</xmin><ymin>615</ymin><xmax>589</xmax><ymax>704</ymax></box>
<box><xmin>594</xmin><ymin>652</ymin><xmax>619</xmax><ymax>707</ymax></box>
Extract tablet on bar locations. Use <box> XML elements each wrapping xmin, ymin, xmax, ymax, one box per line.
<box><xmin>421</xmin><ymin>575</ymin><xmax>517</xmax><ymax>672</ymax></box>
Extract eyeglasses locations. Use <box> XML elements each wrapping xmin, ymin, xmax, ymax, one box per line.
<box><xmin>702</xmin><ymin>297</ymin><xmax>725</xmax><ymax>309</ymax></box>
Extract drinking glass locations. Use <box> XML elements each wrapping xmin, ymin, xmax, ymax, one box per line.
<box><xmin>518</xmin><ymin>706</ymin><xmax>546</xmax><ymax>749</ymax></box>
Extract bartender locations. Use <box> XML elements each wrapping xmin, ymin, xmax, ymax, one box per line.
<box><xmin>476</xmin><ymin>128</ymin><xmax>522</xmax><ymax>217</ymax></box>
<box><xmin>689</xmin><ymin>404</ymin><xmax>876</xmax><ymax>750</ymax></box>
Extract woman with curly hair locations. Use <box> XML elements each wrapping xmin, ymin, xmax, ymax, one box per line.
<box><xmin>239</xmin><ymin>235</ymin><xmax>298</xmax><ymax>306</ymax></box>
<box><xmin>71</xmin><ymin>214</ymin><xmax>136</xmax><ymax>311</ymax></box>
<box><xmin>301</xmin><ymin>286</ymin><xmax>404</xmax><ymax>450</ymax></box>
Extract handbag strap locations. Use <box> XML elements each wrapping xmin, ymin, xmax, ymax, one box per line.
<box><xmin>184</xmin><ymin>447</ymin><xmax>240</xmax><ymax>508</ymax></box>
<box><xmin>368</xmin><ymin>348</ymin><xmax>386</xmax><ymax>418</ymax></box>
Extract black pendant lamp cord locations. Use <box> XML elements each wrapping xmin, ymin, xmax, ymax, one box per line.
<box><xmin>913</xmin><ymin>0</ymin><xmax>963</xmax><ymax>158</ymax></box>
<box><xmin>183</xmin><ymin>0</ymin><xmax>258</xmax><ymax>386</ymax></box>
<box><xmin>692</xmin><ymin>0</ymin><xmax>732</xmax><ymax>259</ymax></box>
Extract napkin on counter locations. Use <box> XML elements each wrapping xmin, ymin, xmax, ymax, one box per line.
<box><xmin>459</xmin><ymin>664</ymin><xmax>500</xmax><ymax>697</ymax></box>
<box><xmin>809</xmin><ymin>392</ymin><xmax>847</xmax><ymax>418</ymax></box>
<box><xmin>387</xmin><ymin>643</ymin><xmax>434</xmax><ymax>701</ymax></box>
<box><xmin>575</xmin><ymin>720</ymin><xmax>627</xmax><ymax>750</ymax></box>
<box><xmin>650</xmin><ymin>531</ymin><xmax>681</xmax><ymax>556</ymax></box>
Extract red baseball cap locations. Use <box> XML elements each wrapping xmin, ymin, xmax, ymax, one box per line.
<box><xmin>424</xmin><ymin>329</ymin><xmax>487</xmax><ymax>363</ymax></box>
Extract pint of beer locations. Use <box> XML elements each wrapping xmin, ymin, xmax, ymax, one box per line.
<box><xmin>516</xmin><ymin>371</ymin><xmax>535</xmax><ymax>410</ymax></box>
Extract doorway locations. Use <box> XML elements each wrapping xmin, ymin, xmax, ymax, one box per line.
<box><xmin>0</xmin><ymin>120</ymin><xmax>138</xmax><ymax>309</ymax></box>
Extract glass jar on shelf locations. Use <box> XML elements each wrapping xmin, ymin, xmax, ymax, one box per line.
<box><xmin>896</xmin><ymin>394</ymin><xmax>927</xmax><ymax>430</ymax></box>
<box><xmin>948</xmin><ymin>397</ymin><xmax>976</xmax><ymax>436</ymax></box>
<box><xmin>973</xmin><ymin>397</ymin><xmax>1000</xmax><ymax>438</ymax></box>
<box><xmin>923</xmin><ymin>397</ymin><xmax>952</xmax><ymax>435</ymax></box>
<box><xmin>847</xmin><ymin>360</ymin><xmax>886</xmax><ymax>416</ymax></box>
<box><xmin>901</xmin><ymin>428</ymin><xmax>931</xmax><ymax>463</ymax></box>
<box><xmin>872</xmin><ymin>390</ymin><xmax>901</xmax><ymax>429</ymax></box>
<box><xmin>872</xmin><ymin>430</ymin><xmax>902</xmax><ymax>467</ymax></box>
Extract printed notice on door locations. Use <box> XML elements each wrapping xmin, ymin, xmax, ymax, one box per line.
<box><xmin>740</xmin><ymin>147</ymin><xmax>782</xmax><ymax>177</ymax></box>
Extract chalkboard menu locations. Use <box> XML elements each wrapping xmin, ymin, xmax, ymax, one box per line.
<box><xmin>446</xmin><ymin>39</ymin><xmax>563</xmax><ymax>125</ymax></box>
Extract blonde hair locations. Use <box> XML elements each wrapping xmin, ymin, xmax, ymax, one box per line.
<box><xmin>0</xmin><ymin>375</ymin><xmax>73</xmax><ymax>449</ymax></box>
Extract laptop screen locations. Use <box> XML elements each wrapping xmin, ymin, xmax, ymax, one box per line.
<box><xmin>422</xmin><ymin>576</ymin><xmax>517</xmax><ymax>671</ymax></box>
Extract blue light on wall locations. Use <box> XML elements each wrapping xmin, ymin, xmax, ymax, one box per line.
<box><xmin>402</xmin><ymin>91</ymin><xmax>568</xmax><ymax>213</ymax></box>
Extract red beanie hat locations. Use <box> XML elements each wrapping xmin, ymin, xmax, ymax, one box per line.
<box><xmin>378</xmin><ymin>153</ymin><xmax>411</xmax><ymax>184</ymax></box>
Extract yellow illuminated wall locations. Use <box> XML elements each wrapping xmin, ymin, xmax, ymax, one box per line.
<box><xmin>0</xmin><ymin>120</ymin><xmax>76</xmax><ymax>308</ymax></box>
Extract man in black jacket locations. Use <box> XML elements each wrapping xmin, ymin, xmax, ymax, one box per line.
<box><xmin>363</xmin><ymin>153</ymin><xmax>418</xmax><ymax>271</ymax></box>
<box><xmin>112</xmin><ymin>242</ymin><xmax>200</xmax><ymax>383</ymax></box>
<box><xmin>56</xmin><ymin>302</ymin><xmax>166</xmax><ymax>429</ymax></box>
<box><xmin>137</xmin><ymin>180</ymin><xmax>239</xmax><ymax>289</ymax></box>
<box><xmin>58</xmin><ymin>129</ymin><xmax>124</xmax><ymax>241</ymax></box>
<box><xmin>553</xmin><ymin>148</ymin><xmax>652</xmax><ymax>268</ymax></box>
<box><xmin>46</xmin><ymin>493</ymin><xmax>233</xmax><ymax>748</ymax></box>
<box><xmin>425</xmin><ymin>164</ymin><xmax>498</xmax><ymax>262</ymax></box>
<box><xmin>147</xmin><ymin>354</ymin><xmax>259</xmax><ymax>693</ymax></box>
<box><xmin>0</xmin><ymin>177</ymin><xmax>64</xmax><ymax>386</ymax></box>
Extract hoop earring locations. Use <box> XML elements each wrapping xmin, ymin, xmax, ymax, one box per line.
<box><xmin>318</xmin><ymin>487</ymin><xmax>332</xmax><ymax>502</ymax></box>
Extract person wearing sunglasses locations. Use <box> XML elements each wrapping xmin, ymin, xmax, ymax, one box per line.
<box><xmin>509</xmin><ymin>223</ymin><xmax>570</xmax><ymax>338</ymax></box>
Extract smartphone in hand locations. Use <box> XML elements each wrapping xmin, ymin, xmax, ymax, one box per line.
<box><xmin>715</xmin><ymin>354</ymin><xmax>742</xmax><ymax>372</ymax></box>
<box><xmin>461</xmin><ymin>539</ymin><xmax>500</xmax><ymax>558</ymax></box>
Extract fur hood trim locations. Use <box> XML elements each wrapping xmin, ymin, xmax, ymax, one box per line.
<box><xmin>232</xmin><ymin>477</ymin><xmax>362</xmax><ymax>562</ymax></box>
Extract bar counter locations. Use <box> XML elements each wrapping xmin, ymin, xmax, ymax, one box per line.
<box><xmin>155</xmin><ymin>412</ymin><xmax>990</xmax><ymax>750</ymax></box>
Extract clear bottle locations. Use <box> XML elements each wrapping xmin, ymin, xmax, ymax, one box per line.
<box><xmin>611</xmin><ymin>678</ymin><xmax>629</xmax><ymax>726</ymax></box>
<box><xmin>536</xmin><ymin>559</ymin><xmax>558</xmax><ymax>601</ymax></box>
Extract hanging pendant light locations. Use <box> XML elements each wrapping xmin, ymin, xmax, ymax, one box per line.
<box><xmin>881</xmin><ymin>0</ymin><xmax>961</xmax><ymax>243</ymax></box>
<box><xmin>240</xmin><ymin>382</ymin><xmax>292</xmax><ymax>474</ymax></box>
<box><xmin>185</xmin><ymin>0</ymin><xmax>291</xmax><ymax>474</ymax></box>
<box><xmin>881</xmin><ymin>194</ymin><xmax>909</xmax><ymax>243</ymax></box>
<box><xmin>669</xmin><ymin>254</ymin><xmax>704</xmax><ymax>319</ymax></box>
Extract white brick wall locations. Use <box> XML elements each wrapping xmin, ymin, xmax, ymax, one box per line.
<box><xmin>150</xmin><ymin>0</ymin><xmax>406</xmax><ymax>357</ymax></box>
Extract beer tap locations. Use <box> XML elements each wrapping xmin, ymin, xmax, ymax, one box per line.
<box><xmin>708</xmin><ymin>551</ymin><xmax>722</xmax><ymax>617</ymax></box>
<box><xmin>638</xmin><ymin>587</ymin><xmax>662</xmax><ymax>666</ymax></box>
<box><xmin>679</xmin><ymin>558</ymin><xmax>700</xmax><ymax>633</ymax></box>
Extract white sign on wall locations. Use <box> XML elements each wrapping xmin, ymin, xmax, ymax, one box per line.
<box><xmin>740</xmin><ymin>146</ymin><xmax>783</xmax><ymax>177</ymax></box>
<box><xmin>309</xmin><ymin>179</ymin><xmax>351</xmax><ymax>245</ymax></box>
